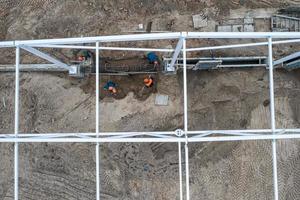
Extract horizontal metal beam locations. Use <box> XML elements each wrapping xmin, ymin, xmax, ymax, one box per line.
<box><xmin>0</xmin><ymin>41</ymin><xmax>14</xmax><ymax>48</ymax></box>
<box><xmin>187</xmin><ymin>129</ymin><xmax>289</xmax><ymax>134</ymax></box>
<box><xmin>28</xmin><ymin>38</ymin><xmax>300</xmax><ymax>53</ymax></box>
<box><xmin>164</xmin><ymin>56</ymin><xmax>267</xmax><ymax>61</ymax></box>
<box><xmin>1</xmin><ymin>129</ymin><xmax>299</xmax><ymax>138</ymax></box>
<box><xmin>0</xmin><ymin>129</ymin><xmax>300</xmax><ymax>142</ymax></box>
<box><xmin>30</xmin><ymin>45</ymin><xmax>175</xmax><ymax>52</ymax></box>
<box><xmin>187</xmin><ymin>32</ymin><xmax>300</xmax><ymax>39</ymax></box>
<box><xmin>15</xmin><ymin>32</ymin><xmax>182</xmax><ymax>45</ymax></box>
<box><xmin>31</xmin><ymin>44</ymin><xmax>96</xmax><ymax>49</ymax></box>
<box><xmin>0</xmin><ymin>32</ymin><xmax>299</xmax><ymax>48</ymax></box>
<box><xmin>0</xmin><ymin>64</ymin><xmax>68</xmax><ymax>72</ymax></box>
<box><xmin>1</xmin><ymin>133</ymin><xmax>300</xmax><ymax>143</ymax></box>
<box><xmin>0</xmin><ymin>131</ymin><xmax>175</xmax><ymax>137</ymax></box>
<box><xmin>187</xmin><ymin>42</ymin><xmax>267</xmax><ymax>52</ymax></box>
<box><xmin>187</xmin><ymin>39</ymin><xmax>300</xmax><ymax>52</ymax></box>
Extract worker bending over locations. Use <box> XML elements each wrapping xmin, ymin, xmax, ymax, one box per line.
<box><xmin>77</xmin><ymin>50</ymin><xmax>92</xmax><ymax>62</ymax></box>
<box><xmin>144</xmin><ymin>76</ymin><xmax>153</xmax><ymax>87</ymax></box>
<box><xmin>104</xmin><ymin>81</ymin><xmax>117</xmax><ymax>95</ymax></box>
<box><xmin>146</xmin><ymin>52</ymin><xmax>159</xmax><ymax>67</ymax></box>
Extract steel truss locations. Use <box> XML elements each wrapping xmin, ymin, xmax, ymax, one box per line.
<box><xmin>1</xmin><ymin>32</ymin><xmax>300</xmax><ymax>200</ymax></box>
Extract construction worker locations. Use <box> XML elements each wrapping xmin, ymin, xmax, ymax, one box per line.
<box><xmin>146</xmin><ymin>52</ymin><xmax>159</xmax><ymax>67</ymax></box>
<box><xmin>77</xmin><ymin>50</ymin><xmax>92</xmax><ymax>62</ymax></box>
<box><xmin>144</xmin><ymin>76</ymin><xmax>153</xmax><ymax>87</ymax></box>
<box><xmin>104</xmin><ymin>81</ymin><xmax>117</xmax><ymax>95</ymax></box>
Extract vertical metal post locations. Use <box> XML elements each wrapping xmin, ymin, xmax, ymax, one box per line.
<box><xmin>184</xmin><ymin>133</ymin><xmax>190</xmax><ymax>200</ymax></box>
<box><xmin>14</xmin><ymin>46</ymin><xmax>20</xmax><ymax>200</ymax></box>
<box><xmin>96</xmin><ymin>41</ymin><xmax>100</xmax><ymax>200</ymax></box>
<box><xmin>178</xmin><ymin>142</ymin><xmax>183</xmax><ymax>200</ymax></box>
<box><xmin>182</xmin><ymin>35</ymin><xmax>190</xmax><ymax>200</ymax></box>
<box><xmin>268</xmin><ymin>37</ymin><xmax>279</xmax><ymax>200</ymax></box>
<box><xmin>184</xmin><ymin>134</ymin><xmax>190</xmax><ymax>200</ymax></box>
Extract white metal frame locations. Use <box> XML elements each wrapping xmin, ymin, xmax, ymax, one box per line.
<box><xmin>20</xmin><ymin>45</ymin><xmax>70</xmax><ymax>70</ymax></box>
<box><xmin>1</xmin><ymin>32</ymin><xmax>300</xmax><ymax>200</ymax></box>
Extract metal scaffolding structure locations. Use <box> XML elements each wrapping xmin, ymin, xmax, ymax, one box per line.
<box><xmin>1</xmin><ymin>32</ymin><xmax>300</xmax><ymax>200</ymax></box>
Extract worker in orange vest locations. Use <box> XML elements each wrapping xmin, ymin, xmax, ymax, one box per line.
<box><xmin>144</xmin><ymin>76</ymin><xmax>153</xmax><ymax>87</ymax></box>
<box><xmin>108</xmin><ymin>86</ymin><xmax>117</xmax><ymax>94</ymax></box>
<box><xmin>104</xmin><ymin>81</ymin><xmax>117</xmax><ymax>95</ymax></box>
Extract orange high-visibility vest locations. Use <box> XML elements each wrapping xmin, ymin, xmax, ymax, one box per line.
<box><xmin>145</xmin><ymin>78</ymin><xmax>153</xmax><ymax>87</ymax></box>
<box><xmin>109</xmin><ymin>86</ymin><xmax>117</xmax><ymax>94</ymax></box>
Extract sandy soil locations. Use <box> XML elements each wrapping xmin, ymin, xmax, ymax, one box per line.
<box><xmin>1</xmin><ymin>68</ymin><xmax>300</xmax><ymax>199</ymax></box>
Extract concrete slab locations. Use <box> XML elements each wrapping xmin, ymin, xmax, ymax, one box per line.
<box><xmin>232</xmin><ymin>25</ymin><xmax>243</xmax><ymax>32</ymax></box>
<box><xmin>244</xmin><ymin>24</ymin><xmax>255</xmax><ymax>32</ymax></box>
<box><xmin>217</xmin><ymin>25</ymin><xmax>232</xmax><ymax>32</ymax></box>
<box><xmin>155</xmin><ymin>94</ymin><xmax>169</xmax><ymax>106</ymax></box>
<box><xmin>217</xmin><ymin>17</ymin><xmax>254</xmax><ymax>32</ymax></box>
<box><xmin>192</xmin><ymin>14</ymin><xmax>208</xmax><ymax>29</ymax></box>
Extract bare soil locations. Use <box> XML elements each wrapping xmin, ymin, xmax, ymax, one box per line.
<box><xmin>1</xmin><ymin>67</ymin><xmax>300</xmax><ymax>199</ymax></box>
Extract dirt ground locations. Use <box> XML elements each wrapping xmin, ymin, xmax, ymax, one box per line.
<box><xmin>1</xmin><ymin>68</ymin><xmax>300</xmax><ymax>200</ymax></box>
<box><xmin>1</xmin><ymin>0</ymin><xmax>300</xmax><ymax>200</ymax></box>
